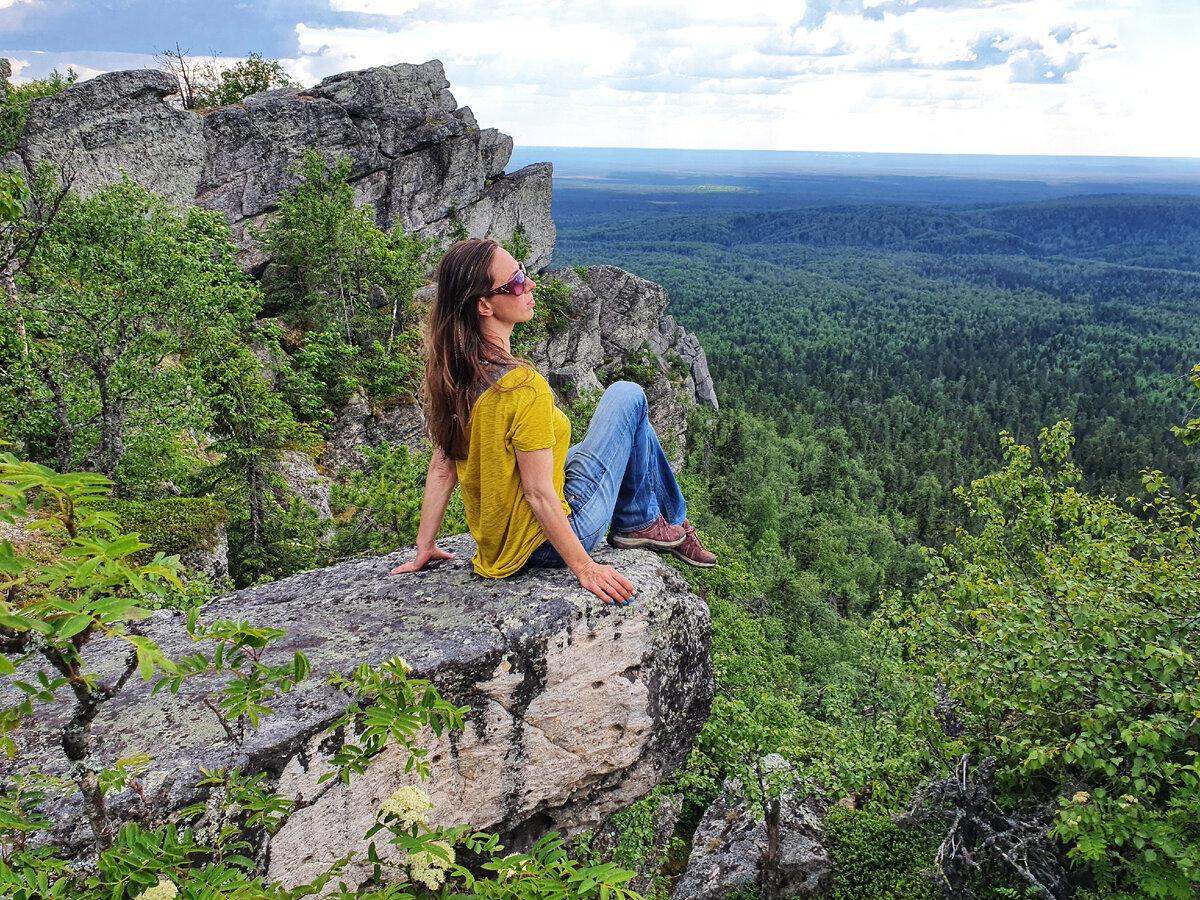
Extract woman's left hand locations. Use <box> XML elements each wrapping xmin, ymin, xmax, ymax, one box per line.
<box><xmin>575</xmin><ymin>559</ymin><xmax>636</xmax><ymax>606</ymax></box>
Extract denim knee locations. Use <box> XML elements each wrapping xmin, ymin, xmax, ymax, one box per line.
<box><xmin>604</xmin><ymin>380</ymin><xmax>647</xmax><ymax>414</ymax></box>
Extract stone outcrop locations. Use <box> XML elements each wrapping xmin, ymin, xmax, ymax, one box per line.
<box><xmin>675</xmin><ymin>756</ymin><xmax>833</xmax><ymax>900</ymax></box>
<box><xmin>177</xmin><ymin>521</ymin><xmax>230</xmax><ymax>585</ymax></box>
<box><xmin>529</xmin><ymin>266</ymin><xmax>719</xmax><ymax>468</ymax></box>
<box><xmin>7</xmin><ymin>59</ymin><xmax>712</xmax><ymax>477</ymax></box>
<box><xmin>18</xmin><ymin>69</ymin><xmax>206</xmax><ymax>211</ymax></box>
<box><xmin>1</xmin><ymin>533</ymin><xmax>713</xmax><ymax>890</ymax></box>
<box><xmin>14</xmin><ymin>60</ymin><xmax>555</xmax><ymax>270</ymax></box>
<box><xmin>322</xmin><ymin>388</ymin><xmax>428</xmax><ymax>474</ymax></box>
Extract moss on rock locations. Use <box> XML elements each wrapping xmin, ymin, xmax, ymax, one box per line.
<box><xmin>93</xmin><ymin>497</ymin><xmax>227</xmax><ymax>555</ymax></box>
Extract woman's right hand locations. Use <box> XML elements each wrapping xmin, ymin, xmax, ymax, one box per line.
<box><xmin>575</xmin><ymin>559</ymin><xmax>636</xmax><ymax>606</ymax></box>
<box><xmin>390</xmin><ymin>544</ymin><xmax>456</xmax><ymax>575</ymax></box>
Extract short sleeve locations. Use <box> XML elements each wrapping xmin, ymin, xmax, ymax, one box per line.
<box><xmin>509</xmin><ymin>374</ymin><xmax>557</xmax><ymax>452</ymax></box>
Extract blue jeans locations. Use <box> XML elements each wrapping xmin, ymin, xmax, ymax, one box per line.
<box><xmin>526</xmin><ymin>381</ymin><xmax>687</xmax><ymax>568</ymax></box>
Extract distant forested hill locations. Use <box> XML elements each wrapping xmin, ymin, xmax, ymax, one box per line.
<box><xmin>550</xmin><ymin>180</ymin><xmax>1200</xmax><ymax>544</ymax></box>
<box><xmin>534</xmin><ymin>155</ymin><xmax>1200</xmax><ymax>896</ymax></box>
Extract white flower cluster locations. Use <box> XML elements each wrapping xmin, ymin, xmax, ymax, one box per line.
<box><xmin>408</xmin><ymin>840</ymin><xmax>455</xmax><ymax>890</ymax></box>
<box><xmin>379</xmin><ymin>785</ymin><xmax>434</xmax><ymax>829</ymax></box>
<box><xmin>134</xmin><ymin>880</ymin><xmax>178</xmax><ymax>900</ymax></box>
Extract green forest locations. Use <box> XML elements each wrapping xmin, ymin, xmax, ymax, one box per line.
<box><xmin>1</xmin><ymin>67</ymin><xmax>1199</xmax><ymax>900</ymax></box>
<box><xmin>550</xmin><ymin>182</ymin><xmax>1200</xmax><ymax>899</ymax></box>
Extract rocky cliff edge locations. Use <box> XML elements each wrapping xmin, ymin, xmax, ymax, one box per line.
<box><xmin>7</xmin><ymin>60</ymin><xmax>555</xmax><ymax>271</ymax></box>
<box><xmin>2</xmin><ymin>534</ymin><xmax>713</xmax><ymax>890</ymax></box>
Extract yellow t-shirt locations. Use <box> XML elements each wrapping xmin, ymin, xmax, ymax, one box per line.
<box><xmin>456</xmin><ymin>367</ymin><xmax>572</xmax><ymax>578</ymax></box>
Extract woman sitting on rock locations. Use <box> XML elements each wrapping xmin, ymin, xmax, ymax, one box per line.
<box><xmin>390</xmin><ymin>238</ymin><xmax>714</xmax><ymax>605</ymax></box>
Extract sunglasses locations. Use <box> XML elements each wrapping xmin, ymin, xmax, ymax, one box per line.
<box><xmin>487</xmin><ymin>264</ymin><xmax>532</xmax><ymax>297</ymax></box>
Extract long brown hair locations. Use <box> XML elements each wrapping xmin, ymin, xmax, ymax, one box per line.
<box><xmin>424</xmin><ymin>239</ymin><xmax>515</xmax><ymax>459</ymax></box>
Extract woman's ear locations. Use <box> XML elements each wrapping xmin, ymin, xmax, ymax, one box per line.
<box><xmin>477</xmin><ymin>296</ymin><xmax>494</xmax><ymax>318</ymax></box>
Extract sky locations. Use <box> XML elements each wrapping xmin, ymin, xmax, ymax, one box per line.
<box><xmin>0</xmin><ymin>0</ymin><xmax>1196</xmax><ymax>158</ymax></box>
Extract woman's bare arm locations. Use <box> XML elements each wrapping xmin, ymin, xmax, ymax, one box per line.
<box><xmin>516</xmin><ymin>447</ymin><xmax>635</xmax><ymax>605</ymax></box>
<box><xmin>390</xmin><ymin>447</ymin><xmax>459</xmax><ymax>574</ymax></box>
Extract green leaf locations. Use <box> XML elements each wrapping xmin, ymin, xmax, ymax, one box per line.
<box><xmin>57</xmin><ymin>614</ymin><xmax>92</xmax><ymax>640</ymax></box>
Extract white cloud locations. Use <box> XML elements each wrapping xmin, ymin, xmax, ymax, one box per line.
<box><xmin>272</xmin><ymin>0</ymin><xmax>1196</xmax><ymax>154</ymax></box>
<box><xmin>329</xmin><ymin>0</ymin><xmax>421</xmax><ymax>12</ymax></box>
<box><xmin>1008</xmin><ymin>48</ymin><xmax>1083</xmax><ymax>83</ymax></box>
<box><xmin>4</xmin><ymin>0</ymin><xmax>1195</xmax><ymax>156</ymax></box>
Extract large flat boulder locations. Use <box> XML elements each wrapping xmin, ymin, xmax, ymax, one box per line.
<box><xmin>2</xmin><ymin>534</ymin><xmax>713</xmax><ymax>890</ymax></box>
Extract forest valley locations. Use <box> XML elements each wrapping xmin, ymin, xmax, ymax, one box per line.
<box><xmin>1</xmin><ymin>68</ymin><xmax>1199</xmax><ymax>900</ymax></box>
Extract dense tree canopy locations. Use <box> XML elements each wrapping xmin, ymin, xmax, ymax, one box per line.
<box><xmin>3</xmin><ymin>175</ymin><xmax>259</xmax><ymax>481</ymax></box>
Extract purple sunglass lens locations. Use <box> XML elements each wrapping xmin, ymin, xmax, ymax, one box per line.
<box><xmin>493</xmin><ymin>268</ymin><xmax>528</xmax><ymax>295</ymax></box>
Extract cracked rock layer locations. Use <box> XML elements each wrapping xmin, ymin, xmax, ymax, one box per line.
<box><xmin>1</xmin><ymin>534</ymin><xmax>713</xmax><ymax>889</ymax></box>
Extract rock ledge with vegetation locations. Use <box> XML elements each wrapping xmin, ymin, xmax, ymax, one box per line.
<box><xmin>12</xmin><ymin>59</ymin><xmax>554</xmax><ymax>270</ymax></box>
<box><xmin>2</xmin><ymin>533</ymin><xmax>713</xmax><ymax>888</ymax></box>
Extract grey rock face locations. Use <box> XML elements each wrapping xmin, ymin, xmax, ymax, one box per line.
<box><xmin>416</xmin><ymin>162</ymin><xmax>555</xmax><ymax>270</ymax></box>
<box><xmin>18</xmin><ymin>69</ymin><xmax>205</xmax><ymax>210</ymax></box>
<box><xmin>652</xmin><ymin>316</ymin><xmax>719</xmax><ymax>412</ymax></box>
<box><xmin>675</xmin><ymin>758</ymin><xmax>833</xmax><ymax>900</ymax></box>
<box><xmin>178</xmin><ymin>522</ymin><xmax>230</xmax><ymax>584</ymax></box>
<box><xmin>322</xmin><ymin>389</ymin><xmax>428</xmax><ymax>474</ymax></box>
<box><xmin>2</xmin><ymin>534</ymin><xmax>712</xmax><ymax>891</ymax></box>
<box><xmin>529</xmin><ymin>266</ymin><xmax>718</xmax><ymax>468</ymax></box>
<box><xmin>14</xmin><ymin>61</ymin><xmax>554</xmax><ymax>269</ymax></box>
<box><xmin>272</xmin><ymin>450</ymin><xmax>333</xmax><ymax>519</ymax></box>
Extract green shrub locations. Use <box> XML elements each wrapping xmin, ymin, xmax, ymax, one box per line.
<box><xmin>258</xmin><ymin>149</ymin><xmax>431</xmax><ymax>345</ymax></box>
<box><xmin>192</xmin><ymin>52</ymin><xmax>296</xmax><ymax>108</ymax></box>
<box><xmin>501</xmin><ymin>222</ymin><xmax>533</xmax><ymax>264</ymax></box>
<box><xmin>563</xmin><ymin>388</ymin><xmax>602</xmax><ymax>439</ymax></box>
<box><xmin>887</xmin><ymin>422</ymin><xmax>1200</xmax><ymax>896</ymax></box>
<box><xmin>824</xmin><ymin>805</ymin><xmax>940</xmax><ymax>900</ymax></box>
<box><xmin>446</xmin><ymin>206</ymin><xmax>469</xmax><ymax>242</ymax></box>
<box><xmin>361</xmin><ymin>334</ymin><xmax>421</xmax><ymax>403</ymax></box>
<box><xmin>609</xmin><ymin>790</ymin><xmax>667</xmax><ymax>870</ymax></box>
<box><xmin>667</xmin><ymin>352</ymin><xmax>690</xmax><ymax>382</ymax></box>
<box><xmin>289</xmin><ymin>323</ymin><xmax>360</xmax><ymax>414</ymax></box>
<box><xmin>602</xmin><ymin>342</ymin><xmax>660</xmax><ymax>388</ymax></box>
<box><xmin>331</xmin><ymin>442</ymin><xmax>467</xmax><ymax>557</ymax></box>
<box><xmin>0</xmin><ymin>68</ymin><xmax>77</xmax><ymax>152</ymax></box>
<box><xmin>722</xmin><ymin>884</ymin><xmax>761</xmax><ymax>900</ymax></box>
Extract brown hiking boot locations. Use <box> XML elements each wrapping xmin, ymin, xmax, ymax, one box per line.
<box><xmin>608</xmin><ymin>514</ymin><xmax>686</xmax><ymax>551</ymax></box>
<box><xmin>668</xmin><ymin>519</ymin><xmax>716</xmax><ymax>568</ymax></box>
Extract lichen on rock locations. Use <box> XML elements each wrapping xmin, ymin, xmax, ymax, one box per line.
<box><xmin>0</xmin><ymin>533</ymin><xmax>713</xmax><ymax>890</ymax></box>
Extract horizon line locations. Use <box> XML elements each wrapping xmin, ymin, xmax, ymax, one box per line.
<box><xmin>514</xmin><ymin>146</ymin><xmax>1200</xmax><ymax>164</ymax></box>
